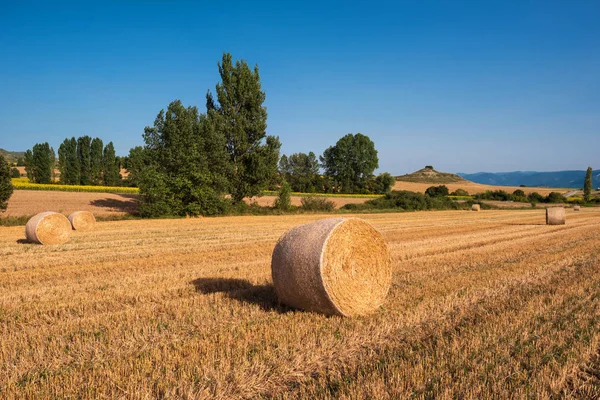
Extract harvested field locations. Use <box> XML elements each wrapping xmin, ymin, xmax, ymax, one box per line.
<box><xmin>1</xmin><ymin>209</ymin><xmax>599</xmax><ymax>398</ymax></box>
<box><xmin>394</xmin><ymin>180</ymin><xmax>569</xmax><ymax>195</ymax></box>
<box><xmin>4</xmin><ymin>190</ymin><xmax>138</xmax><ymax>218</ymax></box>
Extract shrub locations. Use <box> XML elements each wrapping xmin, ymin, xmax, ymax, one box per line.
<box><xmin>10</xmin><ymin>168</ymin><xmax>20</xmax><ymax>178</ymax></box>
<box><xmin>274</xmin><ymin>180</ymin><xmax>292</xmax><ymax>211</ymax></box>
<box><xmin>450</xmin><ymin>188</ymin><xmax>470</xmax><ymax>196</ymax></box>
<box><xmin>362</xmin><ymin>190</ymin><xmax>458</xmax><ymax>211</ymax></box>
<box><xmin>425</xmin><ymin>185</ymin><xmax>449</xmax><ymax>197</ymax></box>
<box><xmin>512</xmin><ymin>189</ymin><xmax>525</xmax><ymax>198</ymax></box>
<box><xmin>475</xmin><ymin>190</ymin><xmax>513</xmax><ymax>201</ymax></box>
<box><xmin>300</xmin><ymin>196</ymin><xmax>335</xmax><ymax>212</ymax></box>
<box><xmin>545</xmin><ymin>192</ymin><xmax>566</xmax><ymax>204</ymax></box>
<box><xmin>527</xmin><ymin>192</ymin><xmax>544</xmax><ymax>203</ymax></box>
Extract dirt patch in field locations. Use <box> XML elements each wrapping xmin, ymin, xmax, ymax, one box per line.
<box><xmin>4</xmin><ymin>190</ymin><xmax>138</xmax><ymax>217</ymax></box>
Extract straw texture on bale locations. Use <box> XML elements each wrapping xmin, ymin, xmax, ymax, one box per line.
<box><xmin>472</xmin><ymin>204</ymin><xmax>481</xmax><ymax>212</ymax></box>
<box><xmin>546</xmin><ymin>207</ymin><xmax>566</xmax><ymax>225</ymax></box>
<box><xmin>574</xmin><ymin>205</ymin><xmax>580</xmax><ymax>211</ymax></box>
<box><xmin>68</xmin><ymin>211</ymin><xmax>96</xmax><ymax>231</ymax></box>
<box><xmin>271</xmin><ymin>218</ymin><xmax>392</xmax><ymax>317</ymax></box>
<box><xmin>25</xmin><ymin>212</ymin><xmax>72</xmax><ymax>245</ymax></box>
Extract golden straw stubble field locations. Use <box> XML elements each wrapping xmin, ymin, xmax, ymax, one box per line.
<box><xmin>1</xmin><ymin>209</ymin><xmax>600</xmax><ymax>398</ymax></box>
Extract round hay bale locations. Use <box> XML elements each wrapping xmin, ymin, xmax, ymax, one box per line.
<box><xmin>546</xmin><ymin>207</ymin><xmax>566</xmax><ymax>225</ymax></box>
<box><xmin>472</xmin><ymin>204</ymin><xmax>481</xmax><ymax>212</ymax></box>
<box><xmin>68</xmin><ymin>211</ymin><xmax>96</xmax><ymax>231</ymax></box>
<box><xmin>25</xmin><ymin>212</ymin><xmax>71</xmax><ymax>245</ymax></box>
<box><xmin>573</xmin><ymin>205</ymin><xmax>580</xmax><ymax>211</ymax></box>
<box><xmin>271</xmin><ymin>218</ymin><xmax>392</xmax><ymax>317</ymax></box>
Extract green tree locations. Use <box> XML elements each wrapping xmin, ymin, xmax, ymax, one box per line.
<box><xmin>77</xmin><ymin>136</ymin><xmax>92</xmax><ymax>185</ymax></box>
<box><xmin>206</xmin><ymin>52</ymin><xmax>281</xmax><ymax>202</ymax></box>
<box><xmin>58</xmin><ymin>137</ymin><xmax>80</xmax><ymax>185</ymax></box>
<box><xmin>425</xmin><ymin>185</ymin><xmax>450</xmax><ymax>197</ymax></box>
<box><xmin>102</xmin><ymin>142</ymin><xmax>121</xmax><ymax>186</ymax></box>
<box><xmin>274</xmin><ymin>179</ymin><xmax>292</xmax><ymax>211</ymax></box>
<box><xmin>16</xmin><ymin>157</ymin><xmax>25</xmax><ymax>167</ymax></box>
<box><xmin>90</xmin><ymin>137</ymin><xmax>104</xmax><ymax>185</ymax></box>
<box><xmin>24</xmin><ymin>142</ymin><xmax>55</xmax><ymax>184</ymax></box>
<box><xmin>279</xmin><ymin>152</ymin><xmax>320</xmax><ymax>192</ymax></box>
<box><xmin>320</xmin><ymin>133</ymin><xmax>379</xmax><ymax>193</ymax></box>
<box><xmin>370</xmin><ymin>172</ymin><xmax>395</xmax><ymax>194</ymax></box>
<box><xmin>10</xmin><ymin>168</ymin><xmax>20</xmax><ymax>178</ymax></box>
<box><xmin>125</xmin><ymin>146</ymin><xmax>149</xmax><ymax>187</ymax></box>
<box><xmin>0</xmin><ymin>154</ymin><xmax>14</xmax><ymax>212</ymax></box>
<box><xmin>138</xmin><ymin>100</ymin><xmax>229</xmax><ymax>217</ymax></box>
<box><xmin>583</xmin><ymin>167</ymin><xmax>593</xmax><ymax>203</ymax></box>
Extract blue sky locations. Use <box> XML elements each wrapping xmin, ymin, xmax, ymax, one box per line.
<box><xmin>1</xmin><ymin>1</ymin><xmax>598</xmax><ymax>174</ymax></box>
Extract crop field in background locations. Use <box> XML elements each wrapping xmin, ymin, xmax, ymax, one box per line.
<box><xmin>1</xmin><ymin>210</ymin><xmax>599</xmax><ymax>398</ymax></box>
<box><xmin>10</xmin><ymin>178</ymin><xmax>139</xmax><ymax>194</ymax></box>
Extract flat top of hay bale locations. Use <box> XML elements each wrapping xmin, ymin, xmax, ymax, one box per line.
<box><xmin>321</xmin><ymin>218</ymin><xmax>392</xmax><ymax>316</ymax></box>
<box><xmin>27</xmin><ymin>212</ymin><xmax>71</xmax><ymax>245</ymax></box>
<box><xmin>68</xmin><ymin>211</ymin><xmax>96</xmax><ymax>232</ymax></box>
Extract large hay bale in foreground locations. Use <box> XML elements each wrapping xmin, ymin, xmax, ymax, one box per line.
<box><xmin>271</xmin><ymin>218</ymin><xmax>392</xmax><ymax>317</ymax></box>
<box><xmin>25</xmin><ymin>212</ymin><xmax>71</xmax><ymax>245</ymax></box>
<box><xmin>472</xmin><ymin>204</ymin><xmax>481</xmax><ymax>211</ymax></box>
<box><xmin>68</xmin><ymin>211</ymin><xmax>96</xmax><ymax>231</ymax></box>
<box><xmin>546</xmin><ymin>207</ymin><xmax>566</xmax><ymax>225</ymax></box>
<box><xmin>574</xmin><ymin>205</ymin><xmax>580</xmax><ymax>211</ymax></box>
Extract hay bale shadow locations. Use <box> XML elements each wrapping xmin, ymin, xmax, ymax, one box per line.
<box><xmin>191</xmin><ymin>277</ymin><xmax>290</xmax><ymax>313</ymax></box>
<box><xmin>16</xmin><ymin>238</ymin><xmax>32</xmax><ymax>244</ymax></box>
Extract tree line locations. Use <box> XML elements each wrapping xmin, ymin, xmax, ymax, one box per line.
<box><xmin>23</xmin><ymin>137</ymin><xmax>121</xmax><ymax>186</ymax></box>
<box><xmin>123</xmin><ymin>53</ymin><xmax>396</xmax><ymax>217</ymax></box>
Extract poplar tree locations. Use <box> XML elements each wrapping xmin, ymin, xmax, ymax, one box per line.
<box><xmin>206</xmin><ymin>53</ymin><xmax>281</xmax><ymax>202</ymax></box>
<box><xmin>90</xmin><ymin>137</ymin><xmax>104</xmax><ymax>185</ymax></box>
<box><xmin>584</xmin><ymin>167</ymin><xmax>593</xmax><ymax>203</ymax></box>
<box><xmin>102</xmin><ymin>142</ymin><xmax>121</xmax><ymax>186</ymax></box>
<box><xmin>77</xmin><ymin>136</ymin><xmax>92</xmax><ymax>185</ymax></box>
<box><xmin>58</xmin><ymin>137</ymin><xmax>80</xmax><ymax>184</ymax></box>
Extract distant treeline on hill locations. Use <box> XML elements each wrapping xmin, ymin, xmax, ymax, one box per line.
<box><xmin>458</xmin><ymin>170</ymin><xmax>598</xmax><ymax>189</ymax></box>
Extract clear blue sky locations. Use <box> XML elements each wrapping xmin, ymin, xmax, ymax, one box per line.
<box><xmin>1</xmin><ymin>1</ymin><xmax>598</xmax><ymax>174</ymax></box>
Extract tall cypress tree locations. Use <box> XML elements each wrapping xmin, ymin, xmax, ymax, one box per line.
<box><xmin>206</xmin><ymin>53</ymin><xmax>281</xmax><ymax>203</ymax></box>
<box><xmin>77</xmin><ymin>136</ymin><xmax>92</xmax><ymax>185</ymax></box>
<box><xmin>583</xmin><ymin>167</ymin><xmax>593</xmax><ymax>203</ymax></box>
<box><xmin>25</xmin><ymin>142</ymin><xmax>55</xmax><ymax>184</ymax></box>
<box><xmin>58</xmin><ymin>137</ymin><xmax>80</xmax><ymax>184</ymax></box>
<box><xmin>102</xmin><ymin>142</ymin><xmax>121</xmax><ymax>186</ymax></box>
<box><xmin>90</xmin><ymin>137</ymin><xmax>104</xmax><ymax>185</ymax></box>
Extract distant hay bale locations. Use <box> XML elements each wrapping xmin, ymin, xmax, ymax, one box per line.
<box><xmin>25</xmin><ymin>212</ymin><xmax>71</xmax><ymax>245</ymax></box>
<box><xmin>271</xmin><ymin>218</ymin><xmax>392</xmax><ymax>317</ymax></box>
<box><xmin>68</xmin><ymin>211</ymin><xmax>96</xmax><ymax>231</ymax></box>
<box><xmin>546</xmin><ymin>207</ymin><xmax>566</xmax><ymax>225</ymax></box>
<box><xmin>574</xmin><ymin>205</ymin><xmax>580</xmax><ymax>211</ymax></box>
<box><xmin>472</xmin><ymin>204</ymin><xmax>481</xmax><ymax>212</ymax></box>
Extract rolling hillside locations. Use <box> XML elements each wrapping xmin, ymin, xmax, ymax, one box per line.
<box><xmin>0</xmin><ymin>148</ymin><xmax>25</xmax><ymax>164</ymax></box>
<box><xmin>396</xmin><ymin>166</ymin><xmax>465</xmax><ymax>183</ymax></box>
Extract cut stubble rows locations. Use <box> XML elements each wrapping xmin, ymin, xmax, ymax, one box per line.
<box><xmin>0</xmin><ymin>209</ymin><xmax>599</xmax><ymax>398</ymax></box>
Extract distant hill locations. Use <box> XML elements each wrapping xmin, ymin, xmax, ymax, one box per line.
<box><xmin>0</xmin><ymin>148</ymin><xmax>25</xmax><ymax>164</ymax></box>
<box><xmin>396</xmin><ymin>166</ymin><xmax>465</xmax><ymax>183</ymax></box>
<box><xmin>458</xmin><ymin>170</ymin><xmax>599</xmax><ymax>189</ymax></box>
